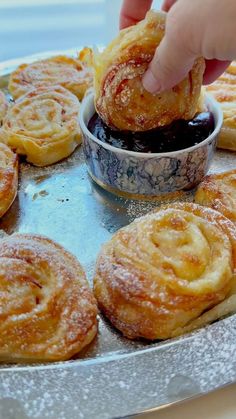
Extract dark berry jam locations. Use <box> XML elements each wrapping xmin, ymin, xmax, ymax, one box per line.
<box><xmin>88</xmin><ymin>112</ymin><xmax>215</xmax><ymax>153</ymax></box>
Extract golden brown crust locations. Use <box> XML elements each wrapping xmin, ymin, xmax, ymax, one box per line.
<box><xmin>0</xmin><ymin>233</ymin><xmax>98</xmax><ymax>362</ymax></box>
<box><xmin>0</xmin><ymin>91</ymin><xmax>8</xmax><ymax>125</ymax></box>
<box><xmin>195</xmin><ymin>169</ymin><xmax>236</xmax><ymax>223</ymax></box>
<box><xmin>206</xmin><ymin>61</ymin><xmax>236</xmax><ymax>150</ymax></box>
<box><xmin>0</xmin><ymin>143</ymin><xmax>18</xmax><ymax>217</ymax></box>
<box><xmin>8</xmin><ymin>48</ymin><xmax>93</xmax><ymax>101</ymax></box>
<box><xmin>0</xmin><ymin>85</ymin><xmax>81</xmax><ymax>166</ymax></box>
<box><xmin>94</xmin><ymin>10</ymin><xmax>205</xmax><ymax>132</ymax></box>
<box><xmin>94</xmin><ymin>202</ymin><xmax>236</xmax><ymax>340</ymax></box>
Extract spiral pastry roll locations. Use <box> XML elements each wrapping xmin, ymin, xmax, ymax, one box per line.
<box><xmin>8</xmin><ymin>48</ymin><xmax>93</xmax><ymax>100</ymax></box>
<box><xmin>206</xmin><ymin>61</ymin><xmax>236</xmax><ymax>150</ymax></box>
<box><xmin>0</xmin><ymin>85</ymin><xmax>81</xmax><ymax>166</ymax></box>
<box><xmin>0</xmin><ymin>234</ymin><xmax>98</xmax><ymax>362</ymax></box>
<box><xmin>94</xmin><ymin>10</ymin><xmax>205</xmax><ymax>132</ymax></box>
<box><xmin>195</xmin><ymin>169</ymin><xmax>236</xmax><ymax>223</ymax></box>
<box><xmin>0</xmin><ymin>143</ymin><xmax>18</xmax><ymax>217</ymax></box>
<box><xmin>0</xmin><ymin>91</ymin><xmax>8</xmax><ymax>125</ymax></box>
<box><xmin>94</xmin><ymin>202</ymin><xmax>236</xmax><ymax>340</ymax></box>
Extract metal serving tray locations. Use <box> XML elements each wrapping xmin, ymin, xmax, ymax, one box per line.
<box><xmin>0</xmin><ymin>51</ymin><xmax>236</xmax><ymax>419</ymax></box>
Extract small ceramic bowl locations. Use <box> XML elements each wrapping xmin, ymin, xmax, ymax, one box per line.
<box><xmin>79</xmin><ymin>94</ymin><xmax>223</xmax><ymax>199</ymax></box>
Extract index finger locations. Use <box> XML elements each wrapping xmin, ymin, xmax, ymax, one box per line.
<box><xmin>203</xmin><ymin>59</ymin><xmax>231</xmax><ymax>85</ymax></box>
<box><xmin>119</xmin><ymin>0</ymin><xmax>153</xmax><ymax>29</ymax></box>
<box><xmin>162</xmin><ymin>0</ymin><xmax>177</xmax><ymax>12</ymax></box>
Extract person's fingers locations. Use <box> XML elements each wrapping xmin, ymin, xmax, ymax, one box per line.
<box><xmin>119</xmin><ymin>0</ymin><xmax>153</xmax><ymax>29</ymax></box>
<box><xmin>143</xmin><ymin>30</ymin><xmax>196</xmax><ymax>93</ymax></box>
<box><xmin>203</xmin><ymin>59</ymin><xmax>231</xmax><ymax>85</ymax></box>
<box><xmin>162</xmin><ymin>0</ymin><xmax>177</xmax><ymax>12</ymax></box>
<box><xmin>142</xmin><ymin>0</ymin><xmax>234</xmax><ymax>93</ymax></box>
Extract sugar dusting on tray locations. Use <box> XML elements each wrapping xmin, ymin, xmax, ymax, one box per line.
<box><xmin>126</xmin><ymin>190</ymin><xmax>193</xmax><ymax>222</ymax></box>
<box><xmin>0</xmin><ymin>313</ymin><xmax>236</xmax><ymax>419</ymax></box>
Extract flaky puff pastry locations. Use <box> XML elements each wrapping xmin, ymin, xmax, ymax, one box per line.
<box><xmin>0</xmin><ymin>91</ymin><xmax>8</xmax><ymax>125</ymax></box>
<box><xmin>94</xmin><ymin>202</ymin><xmax>236</xmax><ymax>340</ymax></box>
<box><xmin>0</xmin><ymin>143</ymin><xmax>18</xmax><ymax>217</ymax></box>
<box><xmin>94</xmin><ymin>10</ymin><xmax>205</xmax><ymax>132</ymax></box>
<box><xmin>8</xmin><ymin>48</ymin><xmax>93</xmax><ymax>101</ymax></box>
<box><xmin>195</xmin><ymin>169</ymin><xmax>236</xmax><ymax>223</ymax></box>
<box><xmin>0</xmin><ymin>234</ymin><xmax>98</xmax><ymax>362</ymax></box>
<box><xmin>206</xmin><ymin>61</ymin><xmax>236</xmax><ymax>150</ymax></box>
<box><xmin>0</xmin><ymin>85</ymin><xmax>81</xmax><ymax>166</ymax></box>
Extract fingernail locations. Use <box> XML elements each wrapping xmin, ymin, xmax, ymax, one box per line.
<box><xmin>142</xmin><ymin>69</ymin><xmax>162</xmax><ymax>94</ymax></box>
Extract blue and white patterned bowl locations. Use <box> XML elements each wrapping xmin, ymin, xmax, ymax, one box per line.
<box><xmin>79</xmin><ymin>93</ymin><xmax>223</xmax><ymax>199</ymax></box>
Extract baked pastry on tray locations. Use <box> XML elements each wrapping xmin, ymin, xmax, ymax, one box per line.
<box><xmin>94</xmin><ymin>10</ymin><xmax>205</xmax><ymax>131</ymax></box>
<box><xmin>0</xmin><ymin>91</ymin><xmax>8</xmax><ymax>125</ymax></box>
<box><xmin>195</xmin><ymin>169</ymin><xmax>236</xmax><ymax>222</ymax></box>
<box><xmin>206</xmin><ymin>61</ymin><xmax>236</xmax><ymax>150</ymax></box>
<box><xmin>8</xmin><ymin>48</ymin><xmax>93</xmax><ymax>101</ymax></box>
<box><xmin>0</xmin><ymin>234</ymin><xmax>98</xmax><ymax>362</ymax></box>
<box><xmin>0</xmin><ymin>85</ymin><xmax>81</xmax><ymax>166</ymax></box>
<box><xmin>94</xmin><ymin>202</ymin><xmax>236</xmax><ymax>340</ymax></box>
<box><xmin>0</xmin><ymin>143</ymin><xmax>18</xmax><ymax>217</ymax></box>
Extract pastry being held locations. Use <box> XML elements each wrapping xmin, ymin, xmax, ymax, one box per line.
<box><xmin>120</xmin><ymin>0</ymin><xmax>234</xmax><ymax>93</ymax></box>
<box><xmin>94</xmin><ymin>10</ymin><xmax>205</xmax><ymax>132</ymax></box>
<box><xmin>0</xmin><ymin>85</ymin><xmax>81</xmax><ymax>166</ymax></box>
<box><xmin>9</xmin><ymin>48</ymin><xmax>93</xmax><ymax>101</ymax></box>
<box><xmin>0</xmin><ymin>234</ymin><xmax>98</xmax><ymax>362</ymax></box>
<box><xmin>94</xmin><ymin>203</ymin><xmax>236</xmax><ymax>340</ymax></box>
<box><xmin>195</xmin><ymin>169</ymin><xmax>236</xmax><ymax>223</ymax></box>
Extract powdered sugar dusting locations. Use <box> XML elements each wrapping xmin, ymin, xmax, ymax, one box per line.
<box><xmin>126</xmin><ymin>191</ymin><xmax>193</xmax><ymax>222</ymax></box>
<box><xmin>0</xmin><ymin>314</ymin><xmax>236</xmax><ymax>419</ymax></box>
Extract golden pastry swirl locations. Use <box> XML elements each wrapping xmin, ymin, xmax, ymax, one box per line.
<box><xmin>94</xmin><ymin>203</ymin><xmax>236</xmax><ymax>340</ymax></box>
<box><xmin>0</xmin><ymin>143</ymin><xmax>18</xmax><ymax>218</ymax></box>
<box><xmin>206</xmin><ymin>61</ymin><xmax>236</xmax><ymax>150</ymax></box>
<box><xmin>8</xmin><ymin>48</ymin><xmax>93</xmax><ymax>100</ymax></box>
<box><xmin>0</xmin><ymin>234</ymin><xmax>98</xmax><ymax>362</ymax></box>
<box><xmin>195</xmin><ymin>169</ymin><xmax>236</xmax><ymax>223</ymax></box>
<box><xmin>94</xmin><ymin>10</ymin><xmax>205</xmax><ymax>131</ymax></box>
<box><xmin>0</xmin><ymin>85</ymin><xmax>81</xmax><ymax>166</ymax></box>
<box><xmin>0</xmin><ymin>91</ymin><xmax>8</xmax><ymax>125</ymax></box>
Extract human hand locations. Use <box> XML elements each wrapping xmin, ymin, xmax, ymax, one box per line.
<box><xmin>120</xmin><ymin>0</ymin><xmax>234</xmax><ymax>93</ymax></box>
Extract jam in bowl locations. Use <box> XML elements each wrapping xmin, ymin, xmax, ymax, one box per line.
<box><xmin>79</xmin><ymin>94</ymin><xmax>223</xmax><ymax>199</ymax></box>
<box><xmin>88</xmin><ymin>112</ymin><xmax>215</xmax><ymax>154</ymax></box>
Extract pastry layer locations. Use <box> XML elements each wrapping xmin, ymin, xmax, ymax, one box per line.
<box><xmin>0</xmin><ymin>143</ymin><xmax>18</xmax><ymax>217</ymax></box>
<box><xmin>0</xmin><ymin>85</ymin><xmax>81</xmax><ymax>166</ymax></box>
<box><xmin>206</xmin><ymin>61</ymin><xmax>236</xmax><ymax>150</ymax></box>
<box><xmin>9</xmin><ymin>48</ymin><xmax>93</xmax><ymax>101</ymax></box>
<box><xmin>0</xmin><ymin>234</ymin><xmax>98</xmax><ymax>362</ymax></box>
<box><xmin>0</xmin><ymin>91</ymin><xmax>8</xmax><ymax>125</ymax></box>
<box><xmin>94</xmin><ymin>10</ymin><xmax>205</xmax><ymax>131</ymax></box>
<box><xmin>195</xmin><ymin>169</ymin><xmax>236</xmax><ymax>223</ymax></box>
<box><xmin>94</xmin><ymin>202</ymin><xmax>236</xmax><ymax>340</ymax></box>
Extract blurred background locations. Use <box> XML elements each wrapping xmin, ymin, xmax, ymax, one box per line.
<box><xmin>0</xmin><ymin>0</ymin><xmax>162</xmax><ymax>62</ymax></box>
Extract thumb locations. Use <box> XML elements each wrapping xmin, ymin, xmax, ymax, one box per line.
<box><xmin>142</xmin><ymin>29</ymin><xmax>196</xmax><ymax>93</ymax></box>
